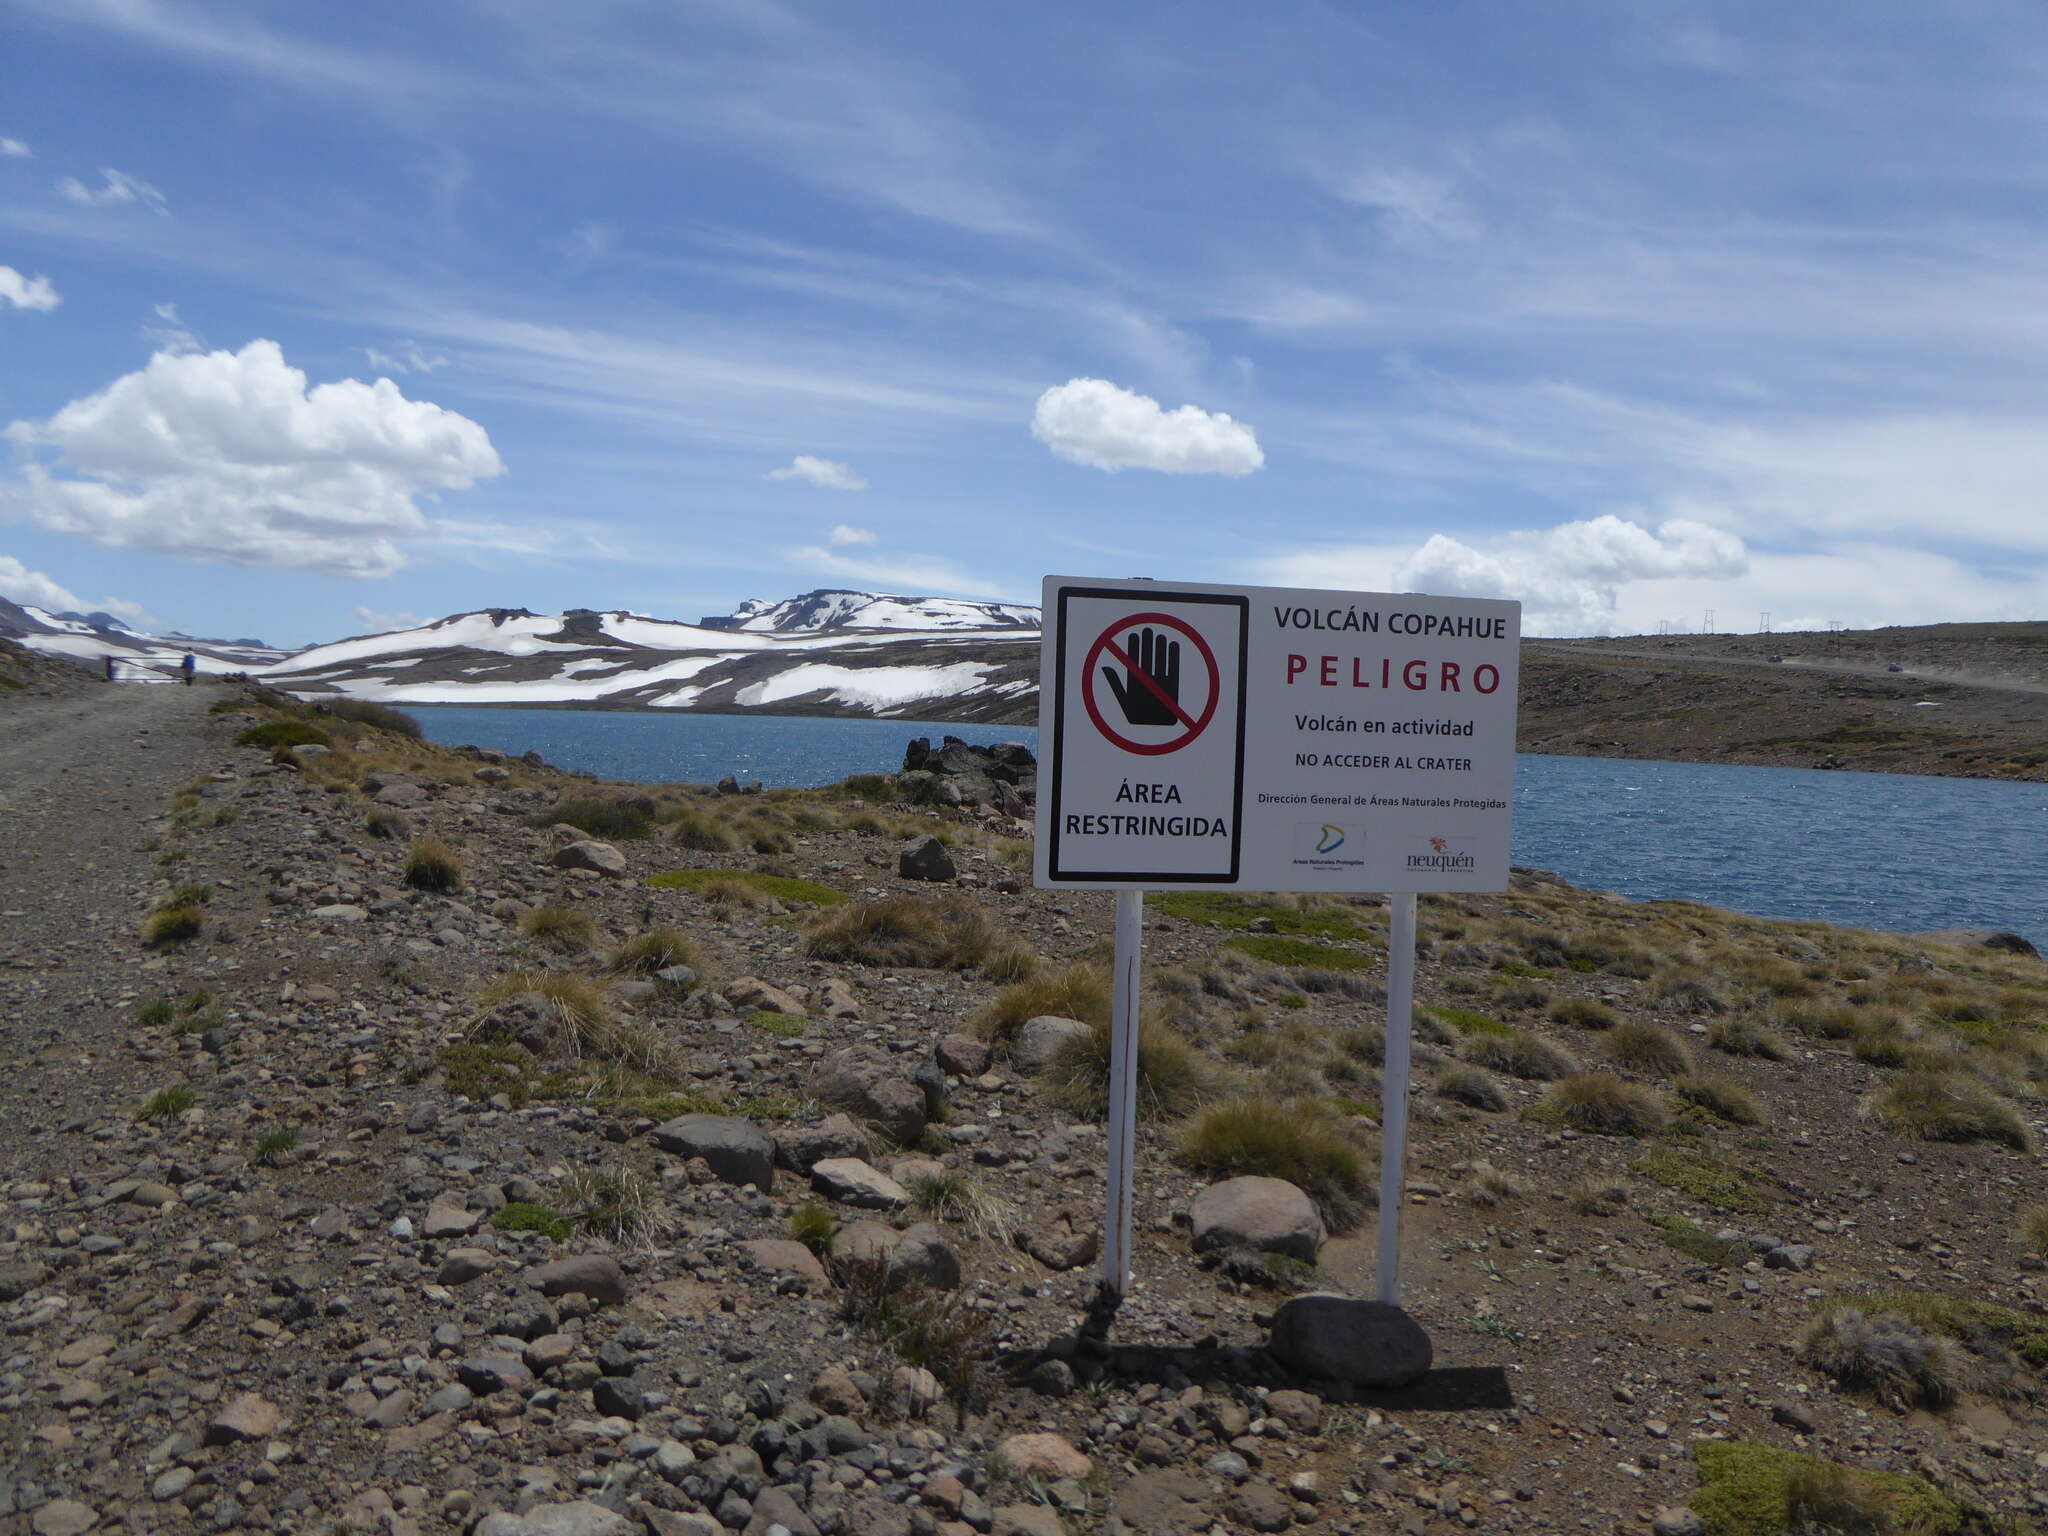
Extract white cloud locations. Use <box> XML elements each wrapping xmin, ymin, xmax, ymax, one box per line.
<box><xmin>766</xmin><ymin>454</ymin><xmax>868</xmax><ymax>491</ymax></box>
<box><xmin>0</xmin><ymin>138</ymin><xmax>29</xmax><ymax>158</ymax></box>
<box><xmin>1259</xmin><ymin>515</ymin><xmax>1748</xmax><ymax>635</ymax></box>
<box><xmin>5</xmin><ymin>339</ymin><xmax>504</xmax><ymax>579</ymax></box>
<box><xmin>350</xmin><ymin>604</ymin><xmax>425</xmax><ymax>634</ymax></box>
<box><xmin>1336</xmin><ymin>167</ymin><xmax>1480</xmax><ymax>242</ymax></box>
<box><xmin>1031</xmin><ymin>378</ymin><xmax>1264</xmax><ymax>476</ymax></box>
<box><xmin>0</xmin><ymin>266</ymin><xmax>59</xmax><ymax>311</ymax></box>
<box><xmin>828</xmin><ymin>523</ymin><xmax>877</xmax><ymax>546</ymax></box>
<box><xmin>0</xmin><ymin>555</ymin><xmax>148</xmax><ymax>626</ymax></box>
<box><xmin>142</xmin><ymin>302</ymin><xmax>201</xmax><ymax>352</ymax></box>
<box><xmin>57</xmin><ymin>167</ymin><xmax>167</xmax><ymax>213</ymax></box>
<box><xmin>361</xmin><ymin>340</ymin><xmax>449</xmax><ymax>375</ymax></box>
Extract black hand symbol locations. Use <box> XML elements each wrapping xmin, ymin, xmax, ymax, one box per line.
<box><xmin>1103</xmin><ymin>627</ymin><xmax>1182</xmax><ymax>726</ymax></box>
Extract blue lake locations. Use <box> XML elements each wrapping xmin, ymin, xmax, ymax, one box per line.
<box><xmin>406</xmin><ymin>706</ymin><xmax>2048</xmax><ymax>948</ymax></box>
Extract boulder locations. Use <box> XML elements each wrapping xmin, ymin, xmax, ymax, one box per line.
<box><xmin>774</xmin><ymin>1112</ymin><xmax>868</xmax><ymax>1174</ymax></box>
<box><xmin>550</xmin><ymin>840</ymin><xmax>629</xmax><ymax>876</ymax></box>
<box><xmin>1012</xmin><ymin>1015</ymin><xmax>1093</xmax><ymax>1073</ymax></box>
<box><xmin>992</xmin><ymin>1511</ymin><xmax>1067</xmax><ymax>1536</ymax></box>
<box><xmin>650</xmin><ymin>1115</ymin><xmax>775</xmax><ymax>1190</ymax></box>
<box><xmin>831</xmin><ymin>1221</ymin><xmax>960</xmax><ymax>1291</ymax></box>
<box><xmin>1265</xmin><ymin>1294</ymin><xmax>1431</xmax><ymax>1387</ymax></box>
<box><xmin>809</xmin><ymin>1058</ymin><xmax>927</xmax><ymax>1146</ymax></box>
<box><xmin>1106</xmin><ymin>1470</ymin><xmax>1213</xmax><ymax>1536</ymax></box>
<box><xmin>1189</xmin><ymin>1176</ymin><xmax>1326</xmax><ymax>1262</ymax></box>
<box><xmin>205</xmin><ymin>1391</ymin><xmax>284</xmax><ymax>1444</ymax></box>
<box><xmin>421</xmin><ymin>1198</ymin><xmax>482</xmax><ymax>1239</ymax></box>
<box><xmin>808</xmin><ymin>1363</ymin><xmax>867</xmax><ymax>1416</ymax></box>
<box><xmin>898</xmin><ymin>835</ymin><xmax>957</xmax><ymax>882</ymax></box>
<box><xmin>526</xmin><ymin>1254</ymin><xmax>629</xmax><ymax>1307</ymax></box>
<box><xmin>810</xmin><ymin>1157</ymin><xmax>910</xmax><ymax>1209</ymax></box>
<box><xmin>373</xmin><ymin>780</ymin><xmax>427</xmax><ymax>807</ymax></box>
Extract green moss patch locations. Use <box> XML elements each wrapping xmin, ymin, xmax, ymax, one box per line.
<box><xmin>234</xmin><ymin>719</ymin><xmax>332</xmax><ymax>750</ymax></box>
<box><xmin>1692</xmin><ymin>1441</ymin><xmax>1990</xmax><ymax>1536</ymax></box>
<box><xmin>1153</xmin><ymin>893</ymin><xmax>1377</xmax><ymax>942</ymax></box>
<box><xmin>1225</xmin><ymin>935</ymin><xmax>1378</xmax><ymax>971</ymax></box>
<box><xmin>1421</xmin><ymin>1005</ymin><xmax>1513</xmax><ymax>1038</ymax></box>
<box><xmin>491</xmin><ymin>1203</ymin><xmax>570</xmax><ymax>1242</ymax></box>
<box><xmin>1650</xmin><ymin>1215</ymin><xmax>1749</xmax><ymax>1268</ymax></box>
<box><xmin>1631</xmin><ymin>1145</ymin><xmax>1771</xmax><ymax>1214</ymax></box>
<box><xmin>750</xmin><ymin>1011</ymin><xmax>810</xmax><ymax>1037</ymax></box>
<box><xmin>647</xmin><ymin>868</ymin><xmax>848</xmax><ymax>906</ymax></box>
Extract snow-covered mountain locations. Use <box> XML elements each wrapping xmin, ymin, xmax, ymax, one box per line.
<box><xmin>700</xmin><ymin>589</ymin><xmax>1038</xmax><ymax>633</ymax></box>
<box><xmin>258</xmin><ymin>598</ymin><xmax>1042</xmax><ymax>721</ymax></box>
<box><xmin>0</xmin><ymin>599</ymin><xmax>291</xmax><ymax>676</ymax></box>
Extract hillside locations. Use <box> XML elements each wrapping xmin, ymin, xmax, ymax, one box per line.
<box><xmin>1</xmin><ymin>680</ymin><xmax>2043</xmax><ymax>1536</ymax></box>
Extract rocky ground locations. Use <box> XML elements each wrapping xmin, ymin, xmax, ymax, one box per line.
<box><xmin>2</xmin><ymin>683</ymin><xmax>2045</xmax><ymax>1536</ymax></box>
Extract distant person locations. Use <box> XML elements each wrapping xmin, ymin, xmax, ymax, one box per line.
<box><xmin>180</xmin><ymin>652</ymin><xmax>196</xmax><ymax>686</ymax></box>
<box><xmin>104</xmin><ymin>656</ymin><xmax>114</xmax><ymax>682</ymax></box>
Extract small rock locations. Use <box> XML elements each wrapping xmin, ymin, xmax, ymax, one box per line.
<box><xmin>810</xmin><ymin>1157</ymin><xmax>910</xmax><ymax>1209</ymax></box>
<box><xmin>31</xmin><ymin>1501</ymin><xmax>98</xmax><ymax>1536</ymax></box>
<box><xmin>935</xmin><ymin>1033</ymin><xmax>991</xmax><ymax>1077</ymax></box>
<box><xmin>206</xmin><ymin>1391</ymin><xmax>285</xmax><ymax>1444</ymax></box>
<box><xmin>739</xmin><ymin>1238</ymin><xmax>830</xmax><ymax>1291</ymax></box>
<box><xmin>1011</xmin><ymin>1016</ymin><xmax>1092</xmax><ymax>1073</ymax></box>
<box><xmin>898</xmin><ymin>835</ymin><xmax>957</xmax><ymax>882</ymax></box>
<box><xmin>808</xmin><ymin>1364</ymin><xmax>867</xmax><ymax>1416</ymax></box>
<box><xmin>422</xmin><ymin>1199</ymin><xmax>482</xmax><ymax>1239</ymax></box>
<box><xmin>527</xmin><ymin>1255</ymin><xmax>630</xmax><ymax>1306</ymax></box>
<box><xmin>438</xmin><ymin>1247</ymin><xmax>497</xmax><ymax>1286</ymax></box>
<box><xmin>1651</xmin><ymin>1510</ymin><xmax>1706</xmax><ymax>1536</ymax></box>
<box><xmin>997</xmin><ymin>1432</ymin><xmax>1092</xmax><ymax>1482</ymax></box>
<box><xmin>1190</xmin><ymin>1176</ymin><xmax>1326</xmax><ymax>1263</ymax></box>
<box><xmin>475</xmin><ymin>1502</ymin><xmax>637</xmax><ymax>1536</ymax></box>
<box><xmin>651</xmin><ymin>1115</ymin><xmax>776</xmax><ymax>1190</ymax></box>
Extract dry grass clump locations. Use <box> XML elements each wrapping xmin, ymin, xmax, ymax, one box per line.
<box><xmin>665</xmin><ymin>806</ymin><xmax>744</xmax><ymax>852</ymax></box>
<box><xmin>520</xmin><ymin>904</ymin><xmax>599</xmax><ymax>954</ymax></box>
<box><xmin>788</xmin><ymin>1202</ymin><xmax>836</xmax><ymax>1255</ymax></box>
<box><xmin>1708</xmin><ymin>1015</ymin><xmax>1791</xmax><ymax>1061</ymax></box>
<box><xmin>559</xmin><ymin>1163</ymin><xmax>671</xmax><ymax>1245</ymax></box>
<box><xmin>802</xmin><ymin>896</ymin><xmax>1034</xmax><ymax>979</ymax></box>
<box><xmin>1601</xmin><ymin>1021</ymin><xmax>1693</xmax><ymax>1078</ymax></box>
<box><xmin>1800</xmin><ymin>1308</ymin><xmax>1960</xmax><ymax>1409</ymax></box>
<box><xmin>2019</xmin><ymin>1204</ymin><xmax>2048</xmax><ymax>1257</ymax></box>
<box><xmin>1177</xmin><ymin>1097</ymin><xmax>1371</xmax><ymax>1229</ymax></box>
<box><xmin>402</xmin><ymin>834</ymin><xmax>463</xmax><ymax>892</ymax></box>
<box><xmin>318</xmin><ymin>697</ymin><xmax>423</xmax><ymax>738</ymax></box>
<box><xmin>1569</xmin><ymin>1178</ymin><xmax>1629</xmax><ymax>1216</ymax></box>
<box><xmin>606</xmin><ymin>927</ymin><xmax>710</xmax><ymax>977</ymax></box>
<box><xmin>1643</xmin><ymin>966</ymin><xmax>1729</xmax><ymax>1016</ymax></box>
<box><xmin>904</xmin><ymin>1170</ymin><xmax>1018</xmax><ymax>1244</ymax></box>
<box><xmin>534</xmin><ymin>794</ymin><xmax>655</xmax><ymax>840</ymax></box>
<box><xmin>1548</xmin><ymin>998</ymin><xmax>1618</xmax><ymax>1030</ymax></box>
<box><xmin>1044</xmin><ymin>1017</ymin><xmax>1227</xmax><ymax>1121</ymax></box>
<box><xmin>1674</xmin><ymin>1074</ymin><xmax>1765</xmax><ymax>1126</ymax></box>
<box><xmin>1864</xmin><ymin>1073</ymin><xmax>2031</xmax><ymax>1149</ymax></box>
<box><xmin>972</xmin><ymin>964</ymin><xmax>1112</xmax><ymax>1046</ymax></box>
<box><xmin>1435</xmin><ymin>1066</ymin><xmax>1508</xmax><ymax>1111</ymax></box>
<box><xmin>1465</xmin><ymin>1160</ymin><xmax>1525</xmax><ymax>1208</ymax></box>
<box><xmin>1459</xmin><ymin>1029</ymin><xmax>1576</xmax><ymax>1081</ymax></box>
<box><xmin>365</xmin><ymin>808</ymin><xmax>409</xmax><ymax>840</ymax></box>
<box><xmin>1540</xmin><ymin>1073</ymin><xmax>1668</xmax><ymax>1136</ymax></box>
<box><xmin>142</xmin><ymin>901</ymin><xmax>206</xmax><ymax>948</ymax></box>
<box><xmin>1848</xmin><ymin>1022</ymin><xmax>1933</xmax><ymax>1070</ymax></box>
<box><xmin>472</xmin><ymin>970</ymin><xmax>677</xmax><ymax>1080</ymax></box>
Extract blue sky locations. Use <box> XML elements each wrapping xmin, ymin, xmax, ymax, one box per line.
<box><xmin>4</xmin><ymin>1</ymin><xmax>2048</xmax><ymax>645</ymax></box>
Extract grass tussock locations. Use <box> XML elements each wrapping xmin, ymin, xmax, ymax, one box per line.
<box><xmin>1569</xmin><ymin>1178</ymin><xmax>1629</xmax><ymax>1216</ymax></box>
<box><xmin>606</xmin><ymin>927</ymin><xmax>710</xmax><ymax>977</ymax></box>
<box><xmin>1459</xmin><ymin>1028</ymin><xmax>1577</xmax><ymax>1081</ymax></box>
<box><xmin>472</xmin><ymin>970</ymin><xmax>675</xmax><ymax>1078</ymax></box>
<box><xmin>402</xmin><ymin>834</ymin><xmax>463</xmax><ymax>892</ymax></box>
<box><xmin>1816</xmin><ymin>1289</ymin><xmax>2048</xmax><ymax>1369</ymax></box>
<box><xmin>519</xmin><ymin>904</ymin><xmax>599</xmax><ymax>954</ymax></box>
<box><xmin>1177</xmin><ymin>1097</ymin><xmax>1372</xmax><ymax>1230</ymax></box>
<box><xmin>318</xmin><ymin>698</ymin><xmax>423</xmax><ymax>738</ymax></box>
<box><xmin>1435</xmin><ymin>1065</ymin><xmax>1508</xmax><ymax>1111</ymax></box>
<box><xmin>1674</xmin><ymin>1073</ymin><xmax>1766</xmax><ymax>1126</ymax></box>
<box><xmin>559</xmin><ymin>1163</ymin><xmax>671</xmax><ymax>1245</ymax></box>
<box><xmin>802</xmin><ymin>895</ymin><xmax>1035</xmax><ymax>979</ymax></box>
<box><xmin>1043</xmin><ymin>1016</ymin><xmax>1227</xmax><ymax>1121</ymax></box>
<box><xmin>1801</xmin><ymin>1308</ymin><xmax>1960</xmax><ymax>1409</ymax></box>
<box><xmin>904</xmin><ymin>1170</ymin><xmax>1018</xmax><ymax>1244</ymax></box>
<box><xmin>789</xmin><ymin>1202</ymin><xmax>836</xmax><ymax>1255</ymax></box>
<box><xmin>1601</xmin><ymin>1021</ymin><xmax>1693</xmax><ymax>1078</ymax></box>
<box><xmin>971</xmin><ymin>963</ymin><xmax>1112</xmax><ymax>1046</ymax></box>
<box><xmin>1708</xmin><ymin>1015</ymin><xmax>1792</xmax><ymax>1061</ymax></box>
<box><xmin>250</xmin><ymin>1126</ymin><xmax>300</xmax><ymax>1166</ymax></box>
<box><xmin>135</xmin><ymin>1085</ymin><xmax>194</xmax><ymax>1122</ymax></box>
<box><xmin>836</xmin><ymin>1267</ymin><xmax>994</xmax><ymax>1414</ymax></box>
<box><xmin>535</xmin><ymin>795</ymin><xmax>655</xmax><ymax>840</ymax></box>
<box><xmin>665</xmin><ymin>807</ymin><xmax>744</xmax><ymax>853</ymax></box>
<box><xmin>2018</xmin><ymin>1204</ymin><xmax>2048</xmax><ymax>1257</ymax></box>
<box><xmin>235</xmin><ymin>719</ymin><xmax>331</xmax><ymax>751</ymax></box>
<box><xmin>142</xmin><ymin>903</ymin><xmax>205</xmax><ymax>948</ymax></box>
<box><xmin>1539</xmin><ymin>1073</ymin><xmax>1668</xmax><ymax>1136</ymax></box>
<box><xmin>1650</xmin><ymin>1214</ymin><xmax>1750</xmax><ymax>1268</ymax></box>
<box><xmin>364</xmin><ymin>808</ymin><xmax>409</xmax><ymax>840</ymax></box>
<box><xmin>1423</xmin><ymin>1004</ymin><xmax>1513</xmax><ymax>1039</ymax></box>
<box><xmin>1864</xmin><ymin>1073</ymin><xmax>2031</xmax><ymax>1150</ymax></box>
<box><xmin>1548</xmin><ymin>998</ymin><xmax>1619</xmax><ymax>1030</ymax></box>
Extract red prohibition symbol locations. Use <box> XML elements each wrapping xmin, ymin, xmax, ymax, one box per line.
<box><xmin>1080</xmin><ymin>610</ymin><xmax>1222</xmax><ymax>756</ymax></box>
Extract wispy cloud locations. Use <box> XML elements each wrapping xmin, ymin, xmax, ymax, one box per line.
<box><xmin>361</xmin><ymin>340</ymin><xmax>448</xmax><ymax>376</ymax></box>
<box><xmin>828</xmin><ymin>524</ymin><xmax>876</xmax><ymax>546</ymax></box>
<box><xmin>57</xmin><ymin>167</ymin><xmax>167</xmax><ymax>213</ymax></box>
<box><xmin>0</xmin><ymin>138</ymin><xmax>29</xmax><ymax>158</ymax></box>
<box><xmin>766</xmin><ymin>455</ymin><xmax>867</xmax><ymax>491</ymax></box>
<box><xmin>142</xmin><ymin>301</ymin><xmax>201</xmax><ymax>351</ymax></box>
<box><xmin>788</xmin><ymin>542</ymin><xmax>1016</xmax><ymax>601</ymax></box>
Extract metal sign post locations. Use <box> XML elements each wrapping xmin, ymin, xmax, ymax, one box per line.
<box><xmin>1036</xmin><ymin>575</ymin><xmax>1519</xmax><ymax>1321</ymax></box>
<box><xmin>1374</xmin><ymin>892</ymin><xmax>1419</xmax><ymax>1304</ymax></box>
<box><xmin>1101</xmin><ymin>889</ymin><xmax>1145</xmax><ymax>1298</ymax></box>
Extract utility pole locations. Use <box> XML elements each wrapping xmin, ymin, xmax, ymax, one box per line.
<box><xmin>1758</xmin><ymin>612</ymin><xmax>1772</xmax><ymax>635</ymax></box>
<box><xmin>1702</xmin><ymin>609</ymin><xmax>1715</xmax><ymax>634</ymax></box>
